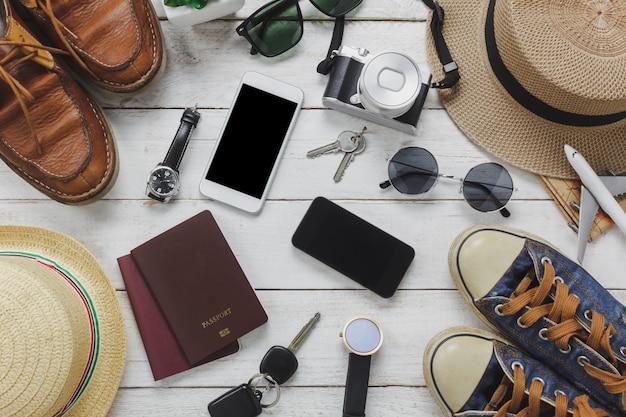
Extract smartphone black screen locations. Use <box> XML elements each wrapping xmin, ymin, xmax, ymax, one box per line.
<box><xmin>292</xmin><ymin>197</ymin><xmax>415</xmax><ymax>298</ymax></box>
<box><xmin>205</xmin><ymin>84</ymin><xmax>298</xmax><ymax>198</ymax></box>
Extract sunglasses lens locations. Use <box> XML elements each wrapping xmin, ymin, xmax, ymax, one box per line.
<box><xmin>310</xmin><ymin>0</ymin><xmax>362</xmax><ymax>16</ymax></box>
<box><xmin>462</xmin><ymin>162</ymin><xmax>513</xmax><ymax>212</ymax></box>
<box><xmin>242</xmin><ymin>1</ymin><xmax>303</xmax><ymax>57</ymax></box>
<box><xmin>387</xmin><ymin>147</ymin><xmax>439</xmax><ymax>195</ymax></box>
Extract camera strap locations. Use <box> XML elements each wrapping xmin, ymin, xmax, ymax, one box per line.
<box><xmin>317</xmin><ymin>2</ymin><xmax>458</xmax><ymax>88</ymax></box>
<box><xmin>422</xmin><ymin>0</ymin><xmax>459</xmax><ymax>89</ymax></box>
<box><xmin>317</xmin><ymin>15</ymin><xmax>345</xmax><ymax>75</ymax></box>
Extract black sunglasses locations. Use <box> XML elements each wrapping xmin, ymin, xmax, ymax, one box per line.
<box><xmin>236</xmin><ymin>0</ymin><xmax>362</xmax><ymax>58</ymax></box>
<box><xmin>380</xmin><ymin>147</ymin><xmax>514</xmax><ymax>217</ymax></box>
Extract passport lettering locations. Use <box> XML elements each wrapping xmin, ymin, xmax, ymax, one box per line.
<box><xmin>202</xmin><ymin>307</ymin><xmax>232</xmax><ymax>328</ymax></box>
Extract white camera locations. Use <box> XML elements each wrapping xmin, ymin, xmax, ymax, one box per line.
<box><xmin>322</xmin><ymin>46</ymin><xmax>431</xmax><ymax>134</ymax></box>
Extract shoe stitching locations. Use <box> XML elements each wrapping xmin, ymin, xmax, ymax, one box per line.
<box><xmin>108</xmin><ymin>0</ymin><xmax>160</xmax><ymax>89</ymax></box>
<box><xmin>14</xmin><ymin>97</ymin><xmax>113</xmax><ymax>201</ymax></box>
<box><xmin>1</xmin><ymin>67</ymin><xmax>91</xmax><ymax>178</ymax></box>
<box><xmin>0</xmin><ymin>40</ymin><xmax>68</xmax><ymax>153</ymax></box>
<box><xmin>29</xmin><ymin>0</ymin><xmax>98</xmax><ymax>80</ymax></box>
<box><xmin>38</xmin><ymin>0</ymin><xmax>160</xmax><ymax>89</ymax></box>
<box><xmin>61</xmin><ymin>0</ymin><xmax>141</xmax><ymax>71</ymax></box>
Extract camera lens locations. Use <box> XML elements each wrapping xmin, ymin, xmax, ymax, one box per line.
<box><xmin>358</xmin><ymin>52</ymin><xmax>422</xmax><ymax>118</ymax></box>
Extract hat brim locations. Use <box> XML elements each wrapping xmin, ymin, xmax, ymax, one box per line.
<box><xmin>0</xmin><ymin>226</ymin><xmax>125</xmax><ymax>417</ymax></box>
<box><xmin>426</xmin><ymin>0</ymin><xmax>626</xmax><ymax>179</ymax></box>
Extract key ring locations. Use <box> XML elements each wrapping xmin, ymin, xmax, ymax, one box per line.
<box><xmin>248</xmin><ymin>373</ymin><xmax>281</xmax><ymax>408</ymax></box>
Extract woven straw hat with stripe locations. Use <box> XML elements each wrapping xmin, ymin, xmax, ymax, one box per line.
<box><xmin>426</xmin><ymin>0</ymin><xmax>626</xmax><ymax>179</ymax></box>
<box><xmin>0</xmin><ymin>226</ymin><xmax>126</xmax><ymax>417</ymax></box>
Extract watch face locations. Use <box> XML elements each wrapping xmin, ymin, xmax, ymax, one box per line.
<box><xmin>148</xmin><ymin>166</ymin><xmax>180</xmax><ymax>197</ymax></box>
<box><xmin>341</xmin><ymin>317</ymin><xmax>383</xmax><ymax>356</ymax></box>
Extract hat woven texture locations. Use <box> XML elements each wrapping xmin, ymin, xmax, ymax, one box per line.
<box><xmin>0</xmin><ymin>226</ymin><xmax>126</xmax><ymax>417</ymax></box>
<box><xmin>426</xmin><ymin>0</ymin><xmax>626</xmax><ymax>179</ymax></box>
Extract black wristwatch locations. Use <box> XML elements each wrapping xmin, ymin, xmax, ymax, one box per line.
<box><xmin>339</xmin><ymin>317</ymin><xmax>383</xmax><ymax>417</ymax></box>
<box><xmin>146</xmin><ymin>107</ymin><xmax>201</xmax><ymax>202</ymax></box>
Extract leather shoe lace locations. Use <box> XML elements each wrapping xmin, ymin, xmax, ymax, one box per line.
<box><xmin>0</xmin><ymin>37</ymin><xmax>65</xmax><ymax>152</ymax></box>
<box><xmin>1</xmin><ymin>0</ymin><xmax>117</xmax><ymax>204</ymax></box>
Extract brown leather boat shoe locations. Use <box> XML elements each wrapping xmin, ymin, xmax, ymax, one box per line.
<box><xmin>0</xmin><ymin>0</ymin><xmax>117</xmax><ymax>204</ymax></box>
<box><xmin>13</xmin><ymin>0</ymin><xmax>166</xmax><ymax>95</ymax></box>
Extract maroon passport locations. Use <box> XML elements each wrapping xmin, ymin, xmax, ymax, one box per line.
<box><xmin>118</xmin><ymin>254</ymin><xmax>239</xmax><ymax>380</ymax></box>
<box><xmin>129</xmin><ymin>210</ymin><xmax>268</xmax><ymax>366</ymax></box>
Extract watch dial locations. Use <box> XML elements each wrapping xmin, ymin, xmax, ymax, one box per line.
<box><xmin>343</xmin><ymin>317</ymin><xmax>383</xmax><ymax>355</ymax></box>
<box><xmin>149</xmin><ymin>167</ymin><xmax>179</xmax><ymax>196</ymax></box>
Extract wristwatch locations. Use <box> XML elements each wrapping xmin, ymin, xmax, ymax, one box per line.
<box><xmin>146</xmin><ymin>107</ymin><xmax>201</xmax><ymax>202</ymax></box>
<box><xmin>339</xmin><ymin>316</ymin><xmax>383</xmax><ymax>417</ymax></box>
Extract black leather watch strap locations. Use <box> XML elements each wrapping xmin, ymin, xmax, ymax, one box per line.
<box><xmin>148</xmin><ymin>190</ymin><xmax>165</xmax><ymax>202</ymax></box>
<box><xmin>342</xmin><ymin>353</ymin><xmax>371</xmax><ymax>417</ymax></box>
<box><xmin>162</xmin><ymin>108</ymin><xmax>201</xmax><ymax>170</ymax></box>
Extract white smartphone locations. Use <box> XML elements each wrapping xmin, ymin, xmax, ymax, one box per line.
<box><xmin>199</xmin><ymin>71</ymin><xmax>304</xmax><ymax>213</ymax></box>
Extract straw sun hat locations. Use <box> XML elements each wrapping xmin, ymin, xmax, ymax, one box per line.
<box><xmin>0</xmin><ymin>226</ymin><xmax>125</xmax><ymax>417</ymax></box>
<box><xmin>426</xmin><ymin>0</ymin><xmax>626</xmax><ymax>179</ymax></box>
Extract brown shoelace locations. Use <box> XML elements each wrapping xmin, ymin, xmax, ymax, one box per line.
<box><xmin>486</xmin><ymin>363</ymin><xmax>608</xmax><ymax>417</ymax></box>
<box><xmin>0</xmin><ymin>39</ymin><xmax>67</xmax><ymax>154</ymax></box>
<box><xmin>30</xmin><ymin>0</ymin><xmax>96</xmax><ymax>78</ymax></box>
<box><xmin>497</xmin><ymin>259</ymin><xmax>626</xmax><ymax>396</ymax></box>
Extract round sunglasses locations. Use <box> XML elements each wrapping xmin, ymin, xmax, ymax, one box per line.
<box><xmin>236</xmin><ymin>0</ymin><xmax>362</xmax><ymax>57</ymax></box>
<box><xmin>379</xmin><ymin>147</ymin><xmax>514</xmax><ymax>217</ymax></box>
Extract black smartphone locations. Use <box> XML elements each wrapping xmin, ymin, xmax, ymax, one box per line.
<box><xmin>292</xmin><ymin>197</ymin><xmax>415</xmax><ymax>298</ymax></box>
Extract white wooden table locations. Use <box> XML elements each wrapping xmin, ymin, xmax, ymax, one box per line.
<box><xmin>7</xmin><ymin>1</ymin><xmax>626</xmax><ymax>415</ymax></box>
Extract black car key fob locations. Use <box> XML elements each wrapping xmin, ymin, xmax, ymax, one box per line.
<box><xmin>259</xmin><ymin>345</ymin><xmax>299</xmax><ymax>385</ymax></box>
<box><xmin>258</xmin><ymin>313</ymin><xmax>320</xmax><ymax>384</ymax></box>
<box><xmin>208</xmin><ymin>384</ymin><xmax>262</xmax><ymax>417</ymax></box>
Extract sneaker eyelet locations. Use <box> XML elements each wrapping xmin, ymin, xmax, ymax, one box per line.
<box><xmin>541</xmin><ymin>256</ymin><xmax>552</xmax><ymax>265</ymax></box>
<box><xmin>554</xmin><ymin>389</ymin><xmax>566</xmax><ymax>398</ymax></box>
<box><xmin>559</xmin><ymin>345</ymin><xmax>572</xmax><ymax>354</ymax></box>
<box><xmin>539</xmin><ymin>328</ymin><xmax>549</xmax><ymax>340</ymax></box>
<box><xmin>517</xmin><ymin>317</ymin><xmax>529</xmax><ymax>329</ymax></box>
<box><xmin>554</xmin><ymin>276</ymin><xmax>564</xmax><ymax>285</ymax></box>
<box><xmin>532</xmin><ymin>377</ymin><xmax>545</xmax><ymax>386</ymax></box>
<box><xmin>495</xmin><ymin>304</ymin><xmax>504</xmax><ymax>316</ymax></box>
<box><xmin>511</xmin><ymin>361</ymin><xmax>524</xmax><ymax>371</ymax></box>
<box><xmin>584</xmin><ymin>310</ymin><xmax>593</xmax><ymax>321</ymax></box>
<box><xmin>577</xmin><ymin>356</ymin><xmax>589</xmax><ymax>366</ymax></box>
<box><xmin>621</xmin><ymin>347</ymin><xmax>626</xmax><ymax>357</ymax></box>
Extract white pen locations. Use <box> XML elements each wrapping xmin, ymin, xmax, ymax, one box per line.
<box><xmin>564</xmin><ymin>144</ymin><xmax>626</xmax><ymax>235</ymax></box>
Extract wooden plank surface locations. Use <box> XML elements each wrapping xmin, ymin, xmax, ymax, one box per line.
<box><xmin>4</xmin><ymin>1</ymin><xmax>626</xmax><ymax>416</ymax></box>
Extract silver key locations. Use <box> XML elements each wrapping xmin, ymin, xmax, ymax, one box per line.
<box><xmin>306</xmin><ymin>130</ymin><xmax>360</xmax><ymax>158</ymax></box>
<box><xmin>334</xmin><ymin>133</ymin><xmax>366</xmax><ymax>182</ymax></box>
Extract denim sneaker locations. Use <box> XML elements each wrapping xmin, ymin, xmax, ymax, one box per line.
<box><xmin>424</xmin><ymin>327</ymin><xmax>612</xmax><ymax>417</ymax></box>
<box><xmin>449</xmin><ymin>225</ymin><xmax>626</xmax><ymax>414</ymax></box>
